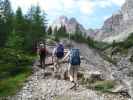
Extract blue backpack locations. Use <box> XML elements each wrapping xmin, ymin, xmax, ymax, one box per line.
<box><xmin>56</xmin><ymin>44</ymin><xmax>64</xmax><ymax>58</ymax></box>
<box><xmin>69</xmin><ymin>48</ymin><xmax>80</xmax><ymax>65</ymax></box>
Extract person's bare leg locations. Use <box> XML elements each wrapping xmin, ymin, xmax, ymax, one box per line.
<box><xmin>74</xmin><ymin>65</ymin><xmax>79</xmax><ymax>82</ymax></box>
<box><xmin>74</xmin><ymin>70</ymin><xmax>77</xmax><ymax>82</ymax></box>
<box><xmin>54</xmin><ymin>62</ymin><xmax>57</xmax><ymax>72</ymax></box>
<box><xmin>56</xmin><ymin>59</ymin><xmax>60</xmax><ymax>73</ymax></box>
<box><xmin>70</xmin><ymin>65</ymin><xmax>78</xmax><ymax>90</ymax></box>
<box><xmin>53</xmin><ymin>57</ymin><xmax>57</xmax><ymax>72</ymax></box>
<box><xmin>69</xmin><ymin>64</ymin><xmax>74</xmax><ymax>82</ymax></box>
<box><xmin>73</xmin><ymin>65</ymin><xmax>79</xmax><ymax>90</ymax></box>
<box><xmin>70</xmin><ymin>76</ymin><xmax>74</xmax><ymax>81</ymax></box>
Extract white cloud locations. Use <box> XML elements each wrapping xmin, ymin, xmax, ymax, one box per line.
<box><xmin>11</xmin><ymin>0</ymin><xmax>95</xmax><ymax>15</ymax></box>
<box><xmin>103</xmin><ymin>15</ymin><xmax>111</xmax><ymax>20</ymax></box>
<box><xmin>111</xmin><ymin>0</ymin><xmax>125</xmax><ymax>6</ymax></box>
<box><xmin>78</xmin><ymin>0</ymin><xmax>94</xmax><ymax>15</ymax></box>
<box><xmin>98</xmin><ymin>1</ymin><xmax>112</xmax><ymax>8</ymax></box>
<box><xmin>10</xmin><ymin>0</ymin><xmax>126</xmax><ymax>29</ymax></box>
<box><xmin>51</xmin><ymin>0</ymin><xmax>95</xmax><ymax>15</ymax></box>
<box><xmin>94</xmin><ymin>0</ymin><xmax>125</xmax><ymax>8</ymax></box>
<box><xmin>11</xmin><ymin>0</ymin><xmax>40</xmax><ymax>12</ymax></box>
<box><xmin>40</xmin><ymin>0</ymin><xmax>63</xmax><ymax>12</ymax></box>
<box><xmin>62</xmin><ymin>0</ymin><xmax>76</xmax><ymax>9</ymax></box>
<box><xmin>11</xmin><ymin>0</ymin><xmax>126</xmax><ymax>14</ymax></box>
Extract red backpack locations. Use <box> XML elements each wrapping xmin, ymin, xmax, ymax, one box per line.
<box><xmin>39</xmin><ymin>48</ymin><xmax>47</xmax><ymax>56</ymax></box>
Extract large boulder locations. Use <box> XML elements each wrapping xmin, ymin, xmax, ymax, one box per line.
<box><xmin>84</xmin><ymin>71</ymin><xmax>104</xmax><ymax>81</ymax></box>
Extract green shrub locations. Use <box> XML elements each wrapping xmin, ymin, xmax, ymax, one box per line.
<box><xmin>0</xmin><ymin>48</ymin><xmax>34</xmax><ymax>96</ymax></box>
<box><xmin>109</xmin><ymin>33</ymin><xmax>133</xmax><ymax>51</ymax></box>
<box><xmin>123</xmin><ymin>33</ymin><xmax>133</xmax><ymax>48</ymax></box>
<box><xmin>0</xmin><ymin>48</ymin><xmax>33</xmax><ymax>64</ymax></box>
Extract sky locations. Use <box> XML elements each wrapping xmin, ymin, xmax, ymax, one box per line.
<box><xmin>10</xmin><ymin>0</ymin><xmax>125</xmax><ymax>29</ymax></box>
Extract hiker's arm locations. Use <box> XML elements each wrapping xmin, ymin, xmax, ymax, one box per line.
<box><xmin>62</xmin><ymin>51</ymin><xmax>70</xmax><ymax>61</ymax></box>
<box><xmin>46</xmin><ymin>48</ymin><xmax>50</xmax><ymax>55</ymax></box>
<box><xmin>52</xmin><ymin>48</ymin><xmax>56</xmax><ymax>63</ymax></box>
<box><xmin>52</xmin><ymin>48</ymin><xmax>56</xmax><ymax>56</ymax></box>
<box><xmin>37</xmin><ymin>48</ymin><xmax>40</xmax><ymax>55</ymax></box>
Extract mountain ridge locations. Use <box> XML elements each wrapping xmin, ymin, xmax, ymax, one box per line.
<box><xmin>95</xmin><ymin>0</ymin><xmax>133</xmax><ymax>43</ymax></box>
<box><xmin>51</xmin><ymin>16</ymin><xmax>86</xmax><ymax>34</ymax></box>
<box><xmin>50</xmin><ymin>16</ymin><xmax>98</xmax><ymax>38</ymax></box>
<box><xmin>50</xmin><ymin>0</ymin><xmax>133</xmax><ymax>43</ymax></box>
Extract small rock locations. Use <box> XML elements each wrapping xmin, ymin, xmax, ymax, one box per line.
<box><xmin>88</xmin><ymin>71</ymin><xmax>103</xmax><ymax>81</ymax></box>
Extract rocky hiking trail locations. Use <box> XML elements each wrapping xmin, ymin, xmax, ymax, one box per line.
<box><xmin>10</xmin><ymin>41</ymin><xmax>132</xmax><ymax>100</ymax></box>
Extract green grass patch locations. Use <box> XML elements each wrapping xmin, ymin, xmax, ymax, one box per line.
<box><xmin>80</xmin><ymin>77</ymin><xmax>115</xmax><ymax>93</ymax></box>
<box><xmin>54</xmin><ymin>95</ymin><xmax>72</xmax><ymax>100</ymax></box>
<box><xmin>100</xmin><ymin>53</ymin><xmax>117</xmax><ymax>65</ymax></box>
<box><xmin>0</xmin><ymin>70</ymin><xmax>31</xmax><ymax>97</ymax></box>
<box><xmin>90</xmin><ymin>80</ymin><xmax>115</xmax><ymax>93</ymax></box>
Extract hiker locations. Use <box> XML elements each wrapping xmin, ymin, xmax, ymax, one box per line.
<box><xmin>62</xmin><ymin>48</ymin><xmax>80</xmax><ymax>84</ymax></box>
<box><xmin>52</xmin><ymin>42</ymin><xmax>64</xmax><ymax>73</ymax></box>
<box><xmin>38</xmin><ymin>42</ymin><xmax>48</xmax><ymax>68</ymax></box>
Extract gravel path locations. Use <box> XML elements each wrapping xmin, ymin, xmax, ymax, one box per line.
<box><xmin>10</xmin><ymin>64</ymin><xmax>129</xmax><ymax>100</ymax></box>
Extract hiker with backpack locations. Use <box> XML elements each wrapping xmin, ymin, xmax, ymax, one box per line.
<box><xmin>52</xmin><ymin>42</ymin><xmax>64</xmax><ymax>73</ymax></box>
<box><xmin>62</xmin><ymin>48</ymin><xmax>80</xmax><ymax>84</ymax></box>
<box><xmin>38</xmin><ymin>42</ymin><xmax>48</xmax><ymax>68</ymax></box>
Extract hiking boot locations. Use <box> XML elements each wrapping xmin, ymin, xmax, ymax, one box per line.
<box><xmin>70</xmin><ymin>82</ymin><xmax>77</xmax><ymax>90</ymax></box>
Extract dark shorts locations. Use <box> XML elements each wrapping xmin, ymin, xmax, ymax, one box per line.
<box><xmin>40</xmin><ymin>54</ymin><xmax>46</xmax><ymax>61</ymax></box>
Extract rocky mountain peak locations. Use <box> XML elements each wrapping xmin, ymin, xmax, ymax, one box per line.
<box><xmin>95</xmin><ymin>0</ymin><xmax>133</xmax><ymax>43</ymax></box>
<box><xmin>121</xmin><ymin>0</ymin><xmax>133</xmax><ymax>21</ymax></box>
<box><xmin>58</xmin><ymin>16</ymin><xmax>68</xmax><ymax>25</ymax></box>
<box><xmin>69</xmin><ymin>18</ymin><xmax>77</xmax><ymax>24</ymax></box>
<box><xmin>51</xmin><ymin>16</ymin><xmax>86</xmax><ymax>35</ymax></box>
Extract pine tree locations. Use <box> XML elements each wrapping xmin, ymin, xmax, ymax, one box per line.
<box><xmin>0</xmin><ymin>0</ymin><xmax>5</xmax><ymax>47</ymax></box>
<box><xmin>53</xmin><ymin>26</ymin><xmax>58</xmax><ymax>34</ymax></box>
<box><xmin>6</xmin><ymin>30</ymin><xmax>24</xmax><ymax>50</ymax></box>
<box><xmin>3</xmin><ymin>0</ymin><xmax>13</xmax><ymax>33</ymax></box>
<box><xmin>42</xmin><ymin>11</ymin><xmax>47</xmax><ymax>33</ymax></box>
<box><xmin>74</xmin><ymin>24</ymin><xmax>84</xmax><ymax>42</ymax></box>
<box><xmin>0</xmin><ymin>0</ymin><xmax>13</xmax><ymax>47</ymax></box>
<box><xmin>47</xmin><ymin>26</ymin><xmax>52</xmax><ymax>35</ymax></box>
<box><xmin>75</xmin><ymin>24</ymin><xmax>82</xmax><ymax>35</ymax></box>
<box><xmin>6</xmin><ymin>7</ymin><xmax>25</xmax><ymax>50</ymax></box>
<box><xmin>24</xmin><ymin>5</ymin><xmax>47</xmax><ymax>51</ymax></box>
<box><xmin>14</xmin><ymin>7</ymin><xmax>25</xmax><ymax>33</ymax></box>
<box><xmin>54</xmin><ymin>25</ymin><xmax>67</xmax><ymax>38</ymax></box>
<box><xmin>26</xmin><ymin>5</ymin><xmax>47</xmax><ymax>36</ymax></box>
<box><xmin>0</xmin><ymin>0</ymin><xmax>4</xmax><ymax>20</ymax></box>
<box><xmin>57</xmin><ymin>25</ymin><xmax>67</xmax><ymax>37</ymax></box>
